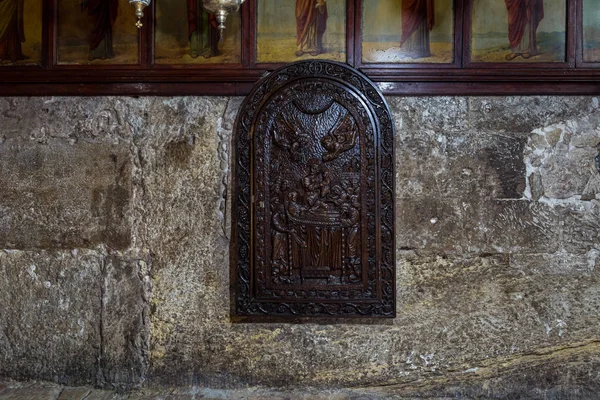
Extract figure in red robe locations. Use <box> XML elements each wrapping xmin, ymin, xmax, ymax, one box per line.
<box><xmin>295</xmin><ymin>0</ymin><xmax>328</xmax><ymax>57</ymax></box>
<box><xmin>504</xmin><ymin>0</ymin><xmax>544</xmax><ymax>60</ymax></box>
<box><xmin>400</xmin><ymin>0</ymin><xmax>435</xmax><ymax>59</ymax></box>
<box><xmin>0</xmin><ymin>0</ymin><xmax>25</xmax><ymax>62</ymax></box>
<box><xmin>187</xmin><ymin>0</ymin><xmax>221</xmax><ymax>59</ymax></box>
<box><xmin>82</xmin><ymin>0</ymin><xmax>119</xmax><ymax>60</ymax></box>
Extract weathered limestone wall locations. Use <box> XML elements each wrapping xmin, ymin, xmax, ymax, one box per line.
<box><xmin>0</xmin><ymin>96</ymin><xmax>599</xmax><ymax>397</ymax></box>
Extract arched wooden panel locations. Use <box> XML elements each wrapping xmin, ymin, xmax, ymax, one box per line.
<box><xmin>232</xmin><ymin>61</ymin><xmax>395</xmax><ymax>319</ymax></box>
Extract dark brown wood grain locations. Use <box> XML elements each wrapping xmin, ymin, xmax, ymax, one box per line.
<box><xmin>232</xmin><ymin>61</ymin><xmax>395</xmax><ymax>319</ymax></box>
<box><xmin>0</xmin><ymin>0</ymin><xmax>598</xmax><ymax>96</ymax></box>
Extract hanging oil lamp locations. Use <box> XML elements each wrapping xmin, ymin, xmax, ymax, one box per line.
<box><xmin>129</xmin><ymin>0</ymin><xmax>151</xmax><ymax>29</ymax></box>
<box><xmin>202</xmin><ymin>0</ymin><xmax>245</xmax><ymax>39</ymax></box>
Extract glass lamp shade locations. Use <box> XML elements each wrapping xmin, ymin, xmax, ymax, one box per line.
<box><xmin>202</xmin><ymin>0</ymin><xmax>245</xmax><ymax>35</ymax></box>
<box><xmin>129</xmin><ymin>0</ymin><xmax>151</xmax><ymax>28</ymax></box>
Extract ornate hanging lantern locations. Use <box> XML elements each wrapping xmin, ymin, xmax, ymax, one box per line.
<box><xmin>129</xmin><ymin>0</ymin><xmax>243</xmax><ymax>35</ymax></box>
<box><xmin>202</xmin><ymin>0</ymin><xmax>245</xmax><ymax>39</ymax></box>
<box><xmin>129</xmin><ymin>0</ymin><xmax>151</xmax><ymax>29</ymax></box>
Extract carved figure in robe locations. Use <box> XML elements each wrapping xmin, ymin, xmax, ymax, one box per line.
<box><xmin>504</xmin><ymin>0</ymin><xmax>544</xmax><ymax>60</ymax></box>
<box><xmin>187</xmin><ymin>0</ymin><xmax>221</xmax><ymax>59</ymax></box>
<box><xmin>285</xmin><ymin>191</ymin><xmax>307</xmax><ymax>270</ymax></box>
<box><xmin>341</xmin><ymin>202</ymin><xmax>360</xmax><ymax>280</ymax></box>
<box><xmin>272</xmin><ymin>200</ymin><xmax>306</xmax><ymax>275</ymax></box>
<box><xmin>272</xmin><ymin>202</ymin><xmax>290</xmax><ymax>272</ymax></box>
<box><xmin>321</xmin><ymin>114</ymin><xmax>358</xmax><ymax>162</ymax></box>
<box><xmin>273</xmin><ymin>119</ymin><xmax>308</xmax><ymax>162</ymax></box>
<box><xmin>296</xmin><ymin>0</ymin><xmax>328</xmax><ymax>57</ymax></box>
<box><xmin>303</xmin><ymin>158</ymin><xmax>330</xmax><ymax>210</ymax></box>
<box><xmin>341</xmin><ymin>203</ymin><xmax>360</xmax><ymax>258</ymax></box>
<box><xmin>400</xmin><ymin>0</ymin><xmax>435</xmax><ymax>59</ymax></box>
<box><xmin>0</xmin><ymin>0</ymin><xmax>25</xmax><ymax>62</ymax></box>
<box><xmin>82</xmin><ymin>0</ymin><xmax>119</xmax><ymax>61</ymax></box>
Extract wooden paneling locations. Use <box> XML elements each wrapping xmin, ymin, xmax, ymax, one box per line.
<box><xmin>0</xmin><ymin>0</ymin><xmax>598</xmax><ymax>95</ymax></box>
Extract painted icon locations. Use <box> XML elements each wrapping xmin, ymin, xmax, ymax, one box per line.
<box><xmin>471</xmin><ymin>0</ymin><xmax>566</xmax><ymax>63</ymax></box>
<box><xmin>0</xmin><ymin>0</ymin><xmax>42</xmax><ymax>65</ymax></box>
<box><xmin>583</xmin><ymin>0</ymin><xmax>600</xmax><ymax>62</ymax></box>
<box><xmin>57</xmin><ymin>0</ymin><xmax>139</xmax><ymax>65</ymax></box>
<box><xmin>362</xmin><ymin>0</ymin><xmax>454</xmax><ymax>64</ymax></box>
<box><xmin>257</xmin><ymin>0</ymin><xmax>346</xmax><ymax>63</ymax></box>
<box><xmin>155</xmin><ymin>0</ymin><xmax>241</xmax><ymax>64</ymax></box>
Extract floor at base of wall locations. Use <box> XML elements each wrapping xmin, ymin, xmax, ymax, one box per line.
<box><xmin>2</xmin><ymin>379</ymin><xmax>600</xmax><ymax>400</ymax></box>
<box><xmin>0</xmin><ymin>380</ymin><xmax>375</xmax><ymax>400</ymax></box>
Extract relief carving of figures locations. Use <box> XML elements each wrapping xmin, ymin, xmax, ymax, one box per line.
<box><xmin>234</xmin><ymin>60</ymin><xmax>396</xmax><ymax>318</ymax></box>
<box><xmin>267</xmin><ymin>104</ymin><xmax>363</xmax><ymax>285</ymax></box>
<box><xmin>303</xmin><ymin>158</ymin><xmax>331</xmax><ymax>210</ymax></box>
<box><xmin>321</xmin><ymin>113</ymin><xmax>358</xmax><ymax>162</ymax></box>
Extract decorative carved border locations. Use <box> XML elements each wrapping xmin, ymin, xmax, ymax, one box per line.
<box><xmin>231</xmin><ymin>61</ymin><xmax>395</xmax><ymax>319</ymax></box>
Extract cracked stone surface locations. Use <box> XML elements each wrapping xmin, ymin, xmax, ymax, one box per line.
<box><xmin>0</xmin><ymin>96</ymin><xmax>599</xmax><ymax>398</ymax></box>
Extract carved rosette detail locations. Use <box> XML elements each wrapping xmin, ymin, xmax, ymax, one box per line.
<box><xmin>232</xmin><ymin>61</ymin><xmax>395</xmax><ymax>318</ymax></box>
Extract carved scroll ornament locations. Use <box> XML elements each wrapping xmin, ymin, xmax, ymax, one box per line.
<box><xmin>232</xmin><ymin>61</ymin><xmax>395</xmax><ymax>319</ymax></box>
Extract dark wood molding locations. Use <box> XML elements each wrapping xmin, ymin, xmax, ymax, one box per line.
<box><xmin>1</xmin><ymin>0</ymin><xmax>599</xmax><ymax>96</ymax></box>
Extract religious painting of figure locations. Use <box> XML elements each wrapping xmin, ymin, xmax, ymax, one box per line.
<box><xmin>295</xmin><ymin>0</ymin><xmax>328</xmax><ymax>56</ymax></box>
<box><xmin>155</xmin><ymin>0</ymin><xmax>240</xmax><ymax>64</ymax></box>
<box><xmin>84</xmin><ymin>0</ymin><xmax>119</xmax><ymax>60</ymax></box>
<box><xmin>0</xmin><ymin>0</ymin><xmax>41</xmax><ymax>66</ymax></box>
<box><xmin>583</xmin><ymin>0</ymin><xmax>600</xmax><ymax>62</ymax></box>
<box><xmin>361</xmin><ymin>0</ymin><xmax>453</xmax><ymax>64</ymax></box>
<box><xmin>257</xmin><ymin>0</ymin><xmax>345</xmax><ymax>63</ymax></box>
<box><xmin>471</xmin><ymin>0</ymin><xmax>566</xmax><ymax>63</ymax></box>
<box><xmin>57</xmin><ymin>0</ymin><xmax>138</xmax><ymax>64</ymax></box>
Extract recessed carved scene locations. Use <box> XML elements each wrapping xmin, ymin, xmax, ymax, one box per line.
<box><xmin>0</xmin><ymin>0</ymin><xmax>42</xmax><ymax>66</ymax></box>
<box><xmin>256</xmin><ymin>0</ymin><xmax>346</xmax><ymax>63</ymax></box>
<box><xmin>583</xmin><ymin>0</ymin><xmax>600</xmax><ymax>62</ymax></box>
<box><xmin>234</xmin><ymin>61</ymin><xmax>395</xmax><ymax>318</ymax></box>
<box><xmin>361</xmin><ymin>0</ymin><xmax>454</xmax><ymax>64</ymax></box>
<box><xmin>268</xmin><ymin>102</ymin><xmax>363</xmax><ymax>286</ymax></box>
<box><xmin>57</xmin><ymin>0</ymin><xmax>139</xmax><ymax>64</ymax></box>
<box><xmin>155</xmin><ymin>0</ymin><xmax>241</xmax><ymax>64</ymax></box>
<box><xmin>471</xmin><ymin>0</ymin><xmax>566</xmax><ymax>63</ymax></box>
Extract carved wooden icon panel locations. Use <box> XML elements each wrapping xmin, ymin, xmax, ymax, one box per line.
<box><xmin>233</xmin><ymin>61</ymin><xmax>395</xmax><ymax>319</ymax></box>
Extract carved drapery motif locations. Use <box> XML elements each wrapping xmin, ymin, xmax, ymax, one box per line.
<box><xmin>233</xmin><ymin>61</ymin><xmax>395</xmax><ymax>318</ymax></box>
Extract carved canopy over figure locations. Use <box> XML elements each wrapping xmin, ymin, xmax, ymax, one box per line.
<box><xmin>83</xmin><ymin>0</ymin><xmax>119</xmax><ymax>60</ymax></box>
<box><xmin>504</xmin><ymin>0</ymin><xmax>544</xmax><ymax>60</ymax></box>
<box><xmin>400</xmin><ymin>0</ymin><xmax>435</xmax><ymax>59</ymax></box>
<box><xmin>0</xmin><ymin>0</ymin><xmax>25</xmax><ymax>62</ymax></box>
<box><xmin>295</xmin><ymin>0</ymin><xmax>328</xmax><ymax>57</ymax></box>
<box><xmin>187</xmin><ymin>0</ymin><xmax>221</xmax><ymax>59</ymax></box>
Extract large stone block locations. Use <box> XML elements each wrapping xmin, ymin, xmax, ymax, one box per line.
<box><xmin>524</xmin><ymin>118</ymin><xmax>600</xmax><ymax>200</ymax></box>
<box><xmin>395</xmin><ymin>130</ymin><xmax>526</xmax><ymax>201</ymax></box>
<box><xmin>0</xmin><ymin>139</ymin><xmax>132</xmax><ymax>250</ymax></box>
<box><xmin>0</xmin><ymin>97</ymin><xmax>133</xmax><ymax>143</ymax></box>
<box><xmin>558</xmin><ymin>200</ymin><xmax>600</xmax><ymax>253</ymax></box>
<box><xmin>0</xmin><ymin>250</ymin><xmax>102</xmax><ymax>385</ymax></box>
<box><xmin>469</xmin><ymin>96</ymin><xmax>599</xmax><ymax>134</ymax></box>
<box><xmin>387</xmin><ymin>96</ymin><xmax>470</xmax><ymax>135</ymax></box>
<box><xmin>396</xmin><ymin>198</ymin><xmax>562</xmax><ymax>254</ymax></box>
<box><xmin>100</xmin><ymin>254</ymin><xmax>151</xmax><ymax>392</ymax></box>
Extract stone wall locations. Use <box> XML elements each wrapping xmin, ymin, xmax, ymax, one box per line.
<box><xmin>0</xmin><ymin>96</ymin><xmax>599</xmax><ymax>398</ymax></box>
